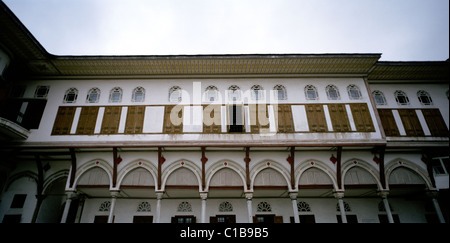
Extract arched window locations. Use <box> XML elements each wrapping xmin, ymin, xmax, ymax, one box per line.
<box><xmin>109</xmin><ymin>87</ymin><xmax>122</xmax><ymax>103</ymax></box>
<box><xmin>34</xmin><ymin>85</ymin><xmax>50</xmax><ymax>98</ymax></box>
<box><xmin>256</xmin><ymin>201</ymin><xmax>272</xmax><ymax>212</ymax></box>
<box><xmin>219</xmin><ymin>201</ymin><xmax>233</xmax><ymax>212</ymax></box>
<box><xmin>204</xmin><ymin>85</ymin><xmax>219</xmax><ymax>102</ymax></box>
<box><xmin>228</xmin><ymin>85</ymin><xmax>241</xmax><ymax>102</ymax></box>
<box><xmin>86</xmin><ymin>88</ymin><xmax>100</xmax><ymax>103</ymax></box>
<box><xmin>177</xmin><ymin>201</ymin><xmax>192</xmax><ymax>212</ymax></box>
<box><xmin>251</xmin><ymin>85</ymin><xmax>264</xmax><ymax>100</ymax></box>
<box><xmin>347</xmin><ymin>84</ymin><xmax>362</xmax><ymax>100</ymax></box>
<box><xmin>273</xmin><ymin>85</ymin><xmax>287</xmax><ymax>100</ymax></box>
<box><xmin>394</xmin><ymin>90</ymin><xmax>409</xmax><ymax>105</ymax></box>
<box><xmin>132</xmin><ymin>87</ymin><xmax>145</xmax><ymax>102</ymax></box>
<box><xmin>137</xmin><ymin>202</ymin><xmax>151</xmax><ymax>212</ymax></box>
<box><xmin>372</xmin><ymin>90</ymin><xmax>387</xmax><ymax>105</ymax></box>
<box><xmin>169</xmin><ymin>86</ymin><xmax>182</xmax><ymax>102</ymax></box>
<box><xmin>417</xmin><ymin>90</ymin><xmax>433</xmax><ymax>105</ymax></box>
<box><xmin>326</xmin><ymin>85</ymin><xmax>340</xmax><ymax>100</ymax></box>
<box><xmin>63</xmin><ymin>88</ymin><xmax>78</xmax><ymax>103</ymax></box>
<box><xmin>297</xmin><ymin>201</ymin><xmax>312</xmax><ymax>212</ymax></box>
<box><xmin>99</xmin><ymin>201</ymin><xmax>111</xmax><ymax>212</ymax></box>
<box><xmin>305</xmin><ymin>85</ymin><xmax>318</xmax><ymax>100</ymax></box>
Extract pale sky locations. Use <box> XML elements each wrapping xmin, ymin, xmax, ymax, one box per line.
<box><xmin>4</xmin><ymin>0</ymin><xmax>449</xmax><ymax>61</ymax></box>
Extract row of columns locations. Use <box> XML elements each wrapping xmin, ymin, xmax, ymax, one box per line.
<box><xmin>60</xmin><ymin>189</ymin><xmax>446</xmax><ymax>223</ymax></box>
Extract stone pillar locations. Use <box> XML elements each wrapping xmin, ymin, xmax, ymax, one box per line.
<box><xmin>378</xmin><ymin>190</ymin><xmax>394</xmax><ymax>223</ymax></box>
<box><xmin>108</xmin><ymin>190</ymin><xmax>119</xmax><ymax>223</ymax></box>
<box><xmin>155</xmin><ymin>192</ymin><xmax>164</xmax><ymax>223</ymax></box>
<box><xmin>60</xmin><ymin>191</ymin><xmax>76</xmax><ymax>223</ymax></box>
<box><xmin>334</xmin><ymin>191</ymin><xmax>347</xmax><ymax>223</ymax></box>
<box><xmin>200</xmin><ymin>192</ymin><xmax>208</xmax><ymax>223</ymax></box>
<box><xmin>245</xmin><ymin>192</ymin><xmax>253</xmax><ymax>223</ymax></box>
<box><xmin>289</xmin><ymin>192</ymin><xmax>300</xmax><ymax>223</ymax></box>
<box><xmin>427</xmin><ymin>190</ymin><xmax>445</xmax><ymax>223</ymax></box>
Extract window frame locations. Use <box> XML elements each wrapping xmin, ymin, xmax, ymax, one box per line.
<box><xmin>347</xmin><ymin>84</ymin><xmax>362</xmax><ymax>100</ymax></box>
<box><xmin>132</xmin><ymin>87</ymin><xmax>145</xmax><ymax>102</ymax></box>
<box><xmin>86</xmin><ymin>88</ymin><xmax>101</xmax><ymax>103</ymax></box>
<box><xmin>304</xmin><ymin>85</ymin><xmax>319</xmax><ymax>100</ymax></box>
<box><xmin>326</xmin><ymin>85</ymin><xmax>340</xmax><ymax>100</ymax></box>
<box><xmin>63</xmin><ymin>88</ymin><xmax>78</xmax><ymax>103</ymax></box>
<box><xmin>109</xmin><ymin>87</ymin><xmax>123</xmax><ymax>103</ymax></box>
<box><xmin>394</xmin><ymin>90</ymin><xmax>410</xmax><ymax>105</ymax></box>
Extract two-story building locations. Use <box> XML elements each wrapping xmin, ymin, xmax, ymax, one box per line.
<box><xmin>0</xmin><ymin>2</ymin><xmax>448</xmax><ymax>223</ymax></box>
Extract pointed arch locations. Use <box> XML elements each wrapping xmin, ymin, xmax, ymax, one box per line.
<box><xmin>161</xmin><ymin>159</ymin><xmax>202</xmax><ymax>191</ymax></box>
<box><xmin>116</xmin><ymin>159</ymin><xmax>158</xmax><ymax>188</ymax></box>
<box><xmin>4</xmin><ymin>171</ymin><xmax>38</xmax><ymax>192</ymax></box>
<box><xmin>205</xmin><ymin>159</ymin><xmax>246</xmax><ymax>191</ymax></box>
<box><xmin>43</xmin><ymin>169</ymin><xmax>69</xmax><ymax>194</ymax></box>
<box><xmin>385</xmin><ymin>158</ymin><xmax>433</xmax><ymax>190</ymax></box>
<box><xmin>295</xmin><ymin>159</ymin><xmax>338</xmax><ymax>191</ymax></box>
<box><xmin>72</xmin><ymin>159</ymin><xmax>113</xmax><ymax>189</ymax></box>
<box><xmin>341</xmin><ymin>158</ymin><xmax>382</xmax><ymax>190</ymax></box>
<box><xmin>250</xmin><ymin>160</ymin><xmax>292</xmax><ymax>190</ymax></box>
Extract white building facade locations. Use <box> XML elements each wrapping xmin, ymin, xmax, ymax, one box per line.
<box><xmin>0</xmin><ymin>2</ymin><xmax>448</xmax><ymax>223</ymax></box>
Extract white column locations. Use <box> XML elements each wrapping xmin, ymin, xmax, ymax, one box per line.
<box><xmin>428</xmin><ymin>191</ymin><xmax>446</xmax><ymax>223</ymax></box>
<box><xmin>289</xmin><ymin>192</ymin><xmax>300</xmax><ymax>223</ymax></box>
<box><xmin>155</xmin><ymin>192</ymin><xmax>164</xmax><ymax>223</ymax></box>
<box><xmin>245</xmin><ymin>192</ymin><xmax>253</xmax><ymax>223</ymax></box>
<box><xmin>60</xmin><ymin>191</ymin><xmax>76</xmax><ymax>223</ymax></box>
<box><xmin>379</xmin><ymin>190</ymin><xmax>394</xmax><ymax>223</ymax></box>
<box><xmin>334</xmin><ymin>191</ymin><xmax>347</xmax><ymax>223</ymax></box>
<box><xmin>200</xmin><ymin>192</ymin><xmax>208</xmax><ymax>223</ymax></box>
<box><xmin>108</xmin><ymin>191</ymin><xmax>119</xmax><ymax>223</ymax></box>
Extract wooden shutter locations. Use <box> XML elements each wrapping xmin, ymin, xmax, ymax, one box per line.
<box><xmin>76</xmin><ymin>106</ymin><xmax>99</xmax><ymax>135</ymax></box>
<box><xmin>100</xmin><ymin>106</ymin><xmax>121</xmax><ymax>134</ymax></box>
<box><xmin>203</xmin><ymin>105</ymin><xmax>221</xmax><ymax>133</ymax></box>
<box><xmin>327</xmin><ymin>104</ymin><xmax>351</xmax><ymax>132</ymax></box>
<box><xmin>421</xmin><ymin>109</ymin><xmax>448</xmax><ymax>137</ymax></box>
<box><xmin>378</xmin><ymin>109</ymin><xmax>400</xmax><ymax>136</ymax></box>
<box><xmin>249</xmin><ymin>104</ymin><xmax>270</xmax><ymax>133</ymax></box>
<box><xmin>51</xmin><ymin>106</ymin><xmax>76</xmax><ymax>135</ymax></box>
<box><xmin>350</xmin><ymin>103</ymin><xmax>375</xmax><ymax>132</ymax></box>
<box><xmin>163</xmin><ymin>105</ymin><xmax>183</xmax><ymax>133</ymax></box>
<box><xmin>274</xmin><ymin>216</ymin><xmax>284</xmax><ymax>223</ymax></box>
<box><xmin>305</xmin><ymin>104</ymin><xmax>328</xmax><ymax>132</ymax></box>
<box><xmin>273</xmin><ymin>104</ymin><xmax>294</xmax><ymax>133</ymax></box>
<box><xmin>398</xmin><ymin>109</ymin><xmax>424</xmax><ymax>136</ymax></box>
<box><xmin>125</xmin><ymin>106</ymin><xmax>145</xmax><ymax>134</ymax></box>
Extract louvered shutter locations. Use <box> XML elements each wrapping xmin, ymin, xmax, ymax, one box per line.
<box><xmin>51</xmin><ymin>106</ymin><xmax>76</xmax><ymax>135</ymax></box>
<box><xmin>398</xmin><ymin>109</ymin><xmax>424</xmax><ymax>136</ymax></box>
<box><xmin>328</xmin><ymin>104</ymin><xmax>351</xmax><ymax>132</ymax></box>
<box><xmin>202</xmin><ymin>105</ymin><xmax>221</xmax><ymax>133</ymax></box>
<box><xmin>421</xmin><ymin>109</ymin><xmax>448</xmax><ymax>137</ymax></box>
<box><xmin>125</xmin><ymin>106</ymin><xmax>145</xmax><ymax>134</ymax></box>
<box><xmin>305</xmin><ymin>104</ymin><xmax>328</xmax><ymax>132</ymax></box>
<box><xmin>378</xmin><ymin>109</ymin><xmax>400</xmax><ymax>136</ymax></box>
<box><xmin>163</xmin><ymin>105</ymin><xmax>183</xmax><ymax>133</ymax></box>
<box><xmin>274</xmin><ymin>104</ymin><xmax>294</xmax><ymax>133</ymax></box>
<box><xmin>76</xmin><ymin>106</ymin><xmax>99</xmax><ymax>135</ymax></box>
<box><xmin>350</xmin><ymin>103</ymin><xmax>375</xmax><ymax>132</ymax></box>
<box><xmin>100</xmin><ymin>106</ymin><xmax>121</xmax><ymax>134</ymax></box>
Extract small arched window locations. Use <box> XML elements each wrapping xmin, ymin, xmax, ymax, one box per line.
<box><xmin>219</xmin><ymin>201</ymin><xmax>233</xmax><ymax>212</ymax></box>
<box><xmin>273</xmin><ymin>85</ymin><xmax>287</xmax><ymax>100</ymax></box>
<box><xmin>99</xmin><ymin>201</ymin><xmax>111</xmax><ymax>212</ymax></box>
<box><xmin>63</xmin><ymin>88</ymin><xmax>78</xmax><ymax>103</ymax></box>
<box><xmin>251</xmin><ymin>85</ymin><xmax>264</xmax><ymax>100</ymax></box>
<box><xmin>86</xmin><ymin>88</ymin><xmax>100</xmax><ymax>103</ymax></box>
<box><xmin>347</xmin><ymin>84</ymin><xmax>362</xmax><ymax>100</ymax></box>
<box><xmin>305</xmin><ymin>85</ymin><xmax>318</xmax><ymax>100</ymax></box>
<box><xmin>297</xmin><ymin>201</ymin><xmax>312</xmax><ymax>212</ymax></box>
<box><xmin>204</xmin><ymin>85</ymin><xmax>219</xmax><ymax>102</ymax></box>
<box><xmin>326</xmin><ymin>85</ymin><xmax>340</xmax><ymax>100</ymax></box>
<box><xmin>109</xmin><ymin>87</ymin><xmax>123</xmax><ymax>103</ymax></box>
<box><xmin>177</xmin><ymin>201</ymin><xmax>192</xmax><ymax>212</ymax></box>
<box><xmin>169</xmin><ymin>86</ymin><xmax>182</xmax><ymax>103</ymax></box>
<box><xmin>132</xmin><ymin>87</ymin><xmax>145</xmax><ymax>102</ymax></box>
<box><xmin>137</xmin><ymin>202</ymin><xmax>151</xmax><ymax>212</ymax></box>
<box><xmin>417</xmin><ymin>90</ymin><xmax>433</xmax><ymax>105</ymax></box>
<box><xmin>394</xmin><ymin>90</ymin><xmax>410</xmax><ymax>105</ymax></box>
<box><xmin>228</xmin><ymin>85</ymin><xmax>241</xmax><ymax>102</ymax></box>
<box><xmin>256</xmin><ymin>201</ymin><xmax>272</xmax><ymax>212</ymax></box>
<box><xmin>372</xmin><ymin>90</ymin><xmax>387</xmax><ymax>105</ymax></box>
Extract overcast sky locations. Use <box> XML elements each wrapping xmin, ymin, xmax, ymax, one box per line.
<box><xmin>4</xmin><ymin>0</ymin><xmax>449</xmax><ymax>61</ymax></box>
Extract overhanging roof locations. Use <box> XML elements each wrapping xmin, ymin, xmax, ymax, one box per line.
<box><xmin>368</xmin><ymin>61</ymin><xmax>450</xmax><ymax>81</ymax></box>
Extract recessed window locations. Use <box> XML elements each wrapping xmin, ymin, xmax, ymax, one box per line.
<box><xmin>86</xmin><ymin>88</ymin><xmax>100</xmax><ymax>103</ymax></box>
<box><xmin>204</xmin><ymin>85</ymin><xmax>219</xmax><ymax>102</ymax></box>
<box><xmin>326</xmin><ymin>85</ymin><xmax>340</xmax><ymax>100</ymax></box>
<box><xmin>109</xmin><ymin>87</ymin><xmax>123</xmax><ymax>103</ymax></box>
<box><xmin>417</xmin><ymin>90</ymin><xmax>433</xmax><ymax>105</ymax></box>
<box><xmin>34</xmin><ymin>85</ymin><xmax>49</xmax><ymax>98</ymax></box>
<box><xmin>305</xmin><ymin>85</ymin><xmax>318</xmax><ymax>100</ymax></box>
<box><xmin>63</xmin><ymin>88</ymin><xmax>78</xmax><ymax>103</ymax></box>
<box><xmin>132</xmin><ymin>87</ymin><xmax>145</xmax><ymax>102</ymax></box>
<box><xmin>228</xmin><ymin>85</ymin><xmax>241</xmax><ymax>102</ymax></box>
<box><xmin>372</xmin><ymin>90</ymin><xmax>387</xmax><ymax>105</ymax></box>
<box><xmin>273</xmin><ymin>85</ymin><xmax>287</xmax><ymax>100</ymax></box>
<box><xmin>251</xmin><ymin>85</ymin><xmax>264</xmax><ymax>100</ymax></box>
<box><xmin>347</xmin><ymin>84</ymin><xmax>362</xmax><ymax>100</ymax></box>
<box><xmin>394</xmin><ymin>90</ymin><xmax>409</xmax><ymax>105</ymax></box>
<box><xmin>169</xmin><ymin>86</ymin><xmax>182</xmax><ymax>102</ymax></box>
<box><xmin>10</xmin><ymin>194</ymin><xmax>27</xmax><ymax>208</ymax></box>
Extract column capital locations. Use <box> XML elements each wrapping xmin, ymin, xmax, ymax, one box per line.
<box><xmin>333</xmin><ymin>190</ymin><xmax>345</xmax><ymax>199</ymax></box>
<box><xmin>110</xmin><ymin>190</ymin><xmax>120</xmax><ymax>197</ymax></box>
<box><xmin>426</xmin><ymin>190</ymin><xmax>439</xmax><ymax>199</ymax></box>
<box><xmin>65</xmin><ymin>191</ymin><xmax>78</xmax><ymax>199</ymax></box>
<box><xmin>245</xmin><ymin>192</ymin><xmax>253</xmax><ymax>200</ymax></box>
<box><xmin>200</xmin><ymin>192</ymin><xmax>208</xmax><ymax>200</ymax></box>
<box><xmin>378</xmin><ymin>190</ymin><xmax>389</xmax><ymax>199</ymax></box>
<box><xmin>289</xmin><ymin>192</ymin><xmax>298</xmax><ymax>200</ymax></box>
<box><xmin>155</xmin><ymin>191</ymin><xmax>164</xmax><ymax>200</ymax></box>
